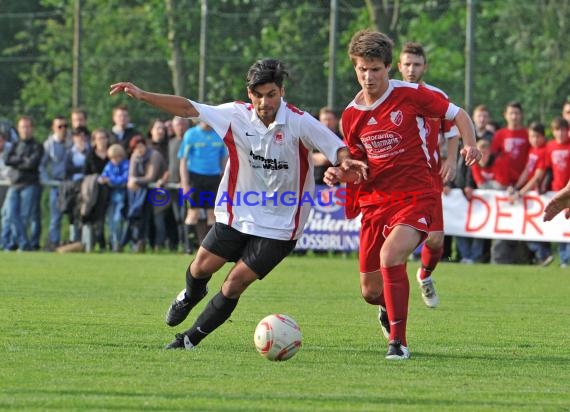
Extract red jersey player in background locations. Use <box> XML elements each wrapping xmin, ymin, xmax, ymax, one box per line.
<box><xmin>492</xmin><ymin>101</ymin><xmax>530</xmax><ymax>188</ymax></box>
<box><xmin>397</xmin><ymin>41</ymin><xmax>459</xmax><ymax>309</ymax></box>
<box><xmin>544</xmin><ymin>117</ymin><xmax>570</xmax><ymax>267</ymax></box>
<box><xmin>325</xmin><ymin>30</ymin><xmax>480</xmax><ymax>360</ymax></box>
<box><xmin>508</xmin><ymin>122</ymin><xmax>553</xmax><ymax>266</ymax></box>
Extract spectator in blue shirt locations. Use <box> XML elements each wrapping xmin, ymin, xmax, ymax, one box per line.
<box><xmin>178</xmin><ymin>122</ymin><xmax>227</xmax><ymax>250</ymax></box>
<box><xmin>98</xmin><ymin>144</ymin><xmax>129</xmax><ymax>252</ymax></box>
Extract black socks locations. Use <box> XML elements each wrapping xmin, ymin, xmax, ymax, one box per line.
<box><xmin>185</xmin><ymin>292</ymin><xmax>239</xmax><ymax>346</ymax></box>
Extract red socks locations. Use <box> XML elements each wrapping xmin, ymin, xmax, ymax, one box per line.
<box><xmin>381</xmin><ymin>264</ymin><xmax>409</xmax><ymax>346</ymax></box>
<box><xmin>419</xmin><ymin>245</ymin><xmax>443</xmax><ymax>280</ymax></box>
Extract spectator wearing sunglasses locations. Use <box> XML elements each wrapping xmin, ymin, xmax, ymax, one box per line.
<box><xmin>40</xmin><ymin>115</ymin><xmax>71</xmax><ymax>250</ymax></box>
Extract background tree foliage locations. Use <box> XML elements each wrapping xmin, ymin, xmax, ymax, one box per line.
<box><xmin>0</xmin><ymin>0</ymin><xmax>568</xmax><ymax>139</ymax></box>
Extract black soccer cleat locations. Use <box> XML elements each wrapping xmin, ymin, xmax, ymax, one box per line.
<box><xmin>385</xmin><ymin>339</ymin><xmax>410</xmax><ymax>360</ymax></box>
<box><xmin>378</xmin><ymin>306</ymin><xmax>390</xmax><ymax>339</ymax></box>
<box><xmin>165</xmin><ymin>288</ymin><xmax>207</xmax><ymax>327</ymax></box>
<box><xmin>164</xmin><ymin>333</ymin><xmax>186</xmax><ymax>349</ymax></box>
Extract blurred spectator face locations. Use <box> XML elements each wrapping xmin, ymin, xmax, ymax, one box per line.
<box><xmin>552</xmin><ymin>124</ymin><xmax>569</xmax><ymax>144</ymax></box>
<box><xmin>172</xmin><ymin>117</ymin><xmax>189</xmax><ymax>138</ymax></box>
<box><xmin>52</xmin><ymin>118</ymin><xmax>68</xmax><ymax>141</ymax></box>
<box><xmin>319</xmin><ymin>111</ymin><xmax>339</xmax><ymax>132</ymax></box>
<box><xmin>164</xmin><ymin>119</ymin><xmax>174</xmax><ymax>137</ymax></box>
<box><xmin>134</xmin><ymin>141</ymin><xmax>147</xmax><ymax>157</ymax></box>
<box><xmin>109</xmin><ymin>154</ymin><xmax>124</xmax><ymax>166</ymax></box>
<box><xmin>92</xmin><ymin>131</ymin><xmax>109</xmax><ymax>151</ymax></box>
<box><xmin>473</xmin><ymin>108</ymin><xmax>490</xmax><ymax>131</ymax></box>
<box><xmin>72</xmin><ymin>111</ymin><xmax>87</xmax><ymax>129</ymax></box>
<box><xmin>504</xmin><ymin>106</ymin><xmax>523</xmax><ymax>129</ymax></box>
<box><xmin>199</xmin><ymin>121</ymin><xmax>212</xmax><ymax>131</ymax></box>
<box><xmin>150</xmin><ymin>120</ymin><xmax>166</xmax><ymax>143</ymax></box>
<box><xmin>113</xmin><ymin>108</ymin><xmax>130</xmax><ymax>129</ymax></box>
<box><xmin>528</xmin><ymin>129</ymin><xmax>546</xmax><ymax>148</ymax></box>
<box><xmin>477</xmin><ymin>140</ymin><xmax>491</xmax><ymax>165</ymax></box>
<box><xmin>0</xmin><ymin>133</ymin><xmax>6</xmax><ymax>151</ymax></box>
<box><xmin>17</xmin><ymin>118</ymin><xmax>33</xmax><ymax>140</ymax></box>
<box><xmin>72</xmin><ymin>133</ymin><xmax>86</xmax><ymax>152</ymax></box>
<box><xmin>562</xmin><ymin>103</ymin><xmax>570</xmax><ymax>124</ymax></box>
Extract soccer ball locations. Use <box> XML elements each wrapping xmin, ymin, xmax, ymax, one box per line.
<box><xmin>254</xmin><ymin>314</ymin><xmax>302</xmax><ymax>361</ymax></box>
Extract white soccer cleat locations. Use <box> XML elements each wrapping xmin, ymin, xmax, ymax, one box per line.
<box><xmin>416</xmin><ymin>268</ymin><xmax>439</xmax><ymax>308</ymax></box>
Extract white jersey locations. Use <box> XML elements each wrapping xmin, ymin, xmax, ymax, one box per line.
<box><xmin>189</xmin><ymin>98</ymin><xmax>345</xmax><ymax>240</ymax></box>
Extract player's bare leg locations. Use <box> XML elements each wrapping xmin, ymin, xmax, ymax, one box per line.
<box><xmin>360</xmin><ymin>271</ymin><xmax>389</xmax><ymax>339</ymax></box>
<box><xmin>417</xmin><ymin>231</ymin><xmax>443</xmax><ymax>308</ymax></box>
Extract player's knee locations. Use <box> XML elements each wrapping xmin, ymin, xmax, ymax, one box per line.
<box><xmin>426</xmin><ymin>233</ymin><xmax>444</xmax><ymax>250</ymax></box>
<box><xmin>222</xmin><ymin>275</ymin><xmax>255</xmax><ymax>299</ymax></box>
<box><xmin>360</xmin><ymin>287</ymin><xmax>382</xmax><ymax>305</ymax></box>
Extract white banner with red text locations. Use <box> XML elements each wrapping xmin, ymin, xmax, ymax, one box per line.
<box><xmin>442</xmin><ymin>189</ymin><xmax>569</xmax><ymax>242</ymax></box>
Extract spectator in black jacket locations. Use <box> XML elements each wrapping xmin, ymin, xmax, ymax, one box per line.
<box><xmin>3</xmin><ymin>116</ymin><xmax>44</xmax><ymax>251</ymax></box>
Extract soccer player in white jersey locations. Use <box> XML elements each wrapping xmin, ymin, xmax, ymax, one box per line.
<box><xmin>324</xmin><ymin>30</ymin><xmax>480</xmax><ymax>360</ymax></box>
<box><xmin>397</xmin><ymin>42</ymin><xmax>460</xmax><ymax>308</ymax></box>
<box><xmin>109</xmin><ymin>59</ymin><xmax>367</xmax><ymax>350</ymax></box>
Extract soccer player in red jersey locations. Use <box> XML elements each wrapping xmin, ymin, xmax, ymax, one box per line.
<box><xmin>324</xmin><ymin>30</ymin><xmax>480</xmax><ymax>360</ymax></box>
<box><xmin>491</xmin><ymin>102</ymin><xmax>530</xmax><ymax>188</ymax></box>
<box><xmin>397</xmin><ymin>42</ymin><xmax>460</xmax><ymax>308</ymax></box>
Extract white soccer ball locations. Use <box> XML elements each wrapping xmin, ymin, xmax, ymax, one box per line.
<box><xmin>254</xmin><ymin>314</ymin><xmax>302</xmax><ymax>361</ymax></box>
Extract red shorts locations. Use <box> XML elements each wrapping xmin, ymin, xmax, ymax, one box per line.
<box><xmin>359</xmin><ymin>195</ymin><xmax>436</xmax><ymax>273</ymax></box>
<box><xmin>429</xmin><ymin>194</ymin><xmax>444</xmax><ymax>232</ymax></box>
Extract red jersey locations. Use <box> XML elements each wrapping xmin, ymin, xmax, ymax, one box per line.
<box><xmin>521</xmin><ymin>145</ymin><xmax>547</xmax><ymax>188</ymax></box>
<box><xmin>470</xmin><ymin>162</ymin><xmax>495</xmax><ymax>188</ymax></box>
<box><xmin>423</xmin><ymin>83</ymin><xmax>459</xmax><ymax>192</ymax></box>
<box><xmin>545</xmin><ymin>140</ymin><xmax>570</xmax><ymax>191</ymax></box>
<box><xmin>342</xmin><ymin>80</ymin><xmax>459</xmax><ymax>217</ymax></box>
<box><xmin>491</xmin><ymin>127</ymin><xmax>530</xmax><ymax>186</ymax></box>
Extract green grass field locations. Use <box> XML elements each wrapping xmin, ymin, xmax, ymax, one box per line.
<box><xmin>1</xmin><ymin>253</ymin><xmax>569</xmax><ymax>411</ymax></box>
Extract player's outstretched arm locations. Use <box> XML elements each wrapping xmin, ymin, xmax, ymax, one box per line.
<box><xmin>454</xmin><ymin>109</ymin><xmax>481</xmax><ymax>166</ymax></box>
<box><xmin>544</xmin><ymin>181</ymin><xmax>570</xmax><ymax>221</ymax></box>
<box><xmin>109</xmin><ymin>82</ymin><xmax>199</xmax><ymax>118</ymax></box>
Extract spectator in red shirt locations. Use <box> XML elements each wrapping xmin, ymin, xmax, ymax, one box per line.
<box><xmin>508</xmin><ymin>122</ymin><xmax>552</xmax><ymax>266</ymax></box>
<box><xmin>491</xmin><ymin>102</ymin><xmax>530</xmax><ymax>188</ymax></box>
<box><xmin>490</xmin><ymin>102</ymin><xmax>531</xmax><ymax>264</ymax></box>
<box><xmin>544</xmin><ymin>117</ymin><xmax>570</xmax><ymax>267</ymax></box>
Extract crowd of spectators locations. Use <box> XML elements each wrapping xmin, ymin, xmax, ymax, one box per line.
<box><xmin>0</xmin><ymin>100</ymin><xmax>569</xmax><ymax>264</ymax></box>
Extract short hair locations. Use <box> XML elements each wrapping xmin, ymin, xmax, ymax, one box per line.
<box><xmin>91</xmin><ymin>128</ymin><xmax>108</xmax><ymax>139</ymax></box>
<box><xmin>528</xmin><ymin>121</ymin><xmax>545</xmax><ymax>135</ymax></box>
<box><xmin>505</xmin><ymin>101</ymin><xmax>523</xmax><ymax>113</ymax></box>
<box><xmin>551</xmin><ymin>116</ymin><xmax>569</xmax><ymax>130</ymax></box>
<box><xmin>72</xmin><ymin>108</ymin><xmax>87</xmax><ymax>118</ymax></box>
<box><xmin>18</xmin><ymin>115</ymin><xmax>33</xmax><ymax>126</ymax></box>
<box><xmin>400</xmin><ymin>41</ymin><xmax>426</xmax><ymax>63</ymax></box>
<box><xmin>113</xmin><ymin>105</ymin><xmax>129</xmax><ymax>114</ymax></box>
<box><xmin>473</xmin><ymin>104</ymin><xmax>489</xmax><ymax>115</ymax></box>
<box><xmin>319</xmin><ymin>107</ymin><xmax>337</xmax><ymax>118</ymax></box>
<box><xmin>72</xmin><ymin>126</ymin><xmax>89</xmax><ymax>137</ymax></box>
<box><xmin>52</xmin><ymin>115</ymin><xmax>67</xmax><ymax>124</ymax></box>
<box><xmin>348</xmin><ymin>30</ymin><xmax>394</xmax><ymax>66</ymax></box>
<box><xmin>107</xmin><ymin>144</ymin><xmax>126</xmax><ymax>159</ymax></box>
<box><xmin>246</xmin><ymin>59</ymin><xmax>288</xmax><ymax>90</ymax></box>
